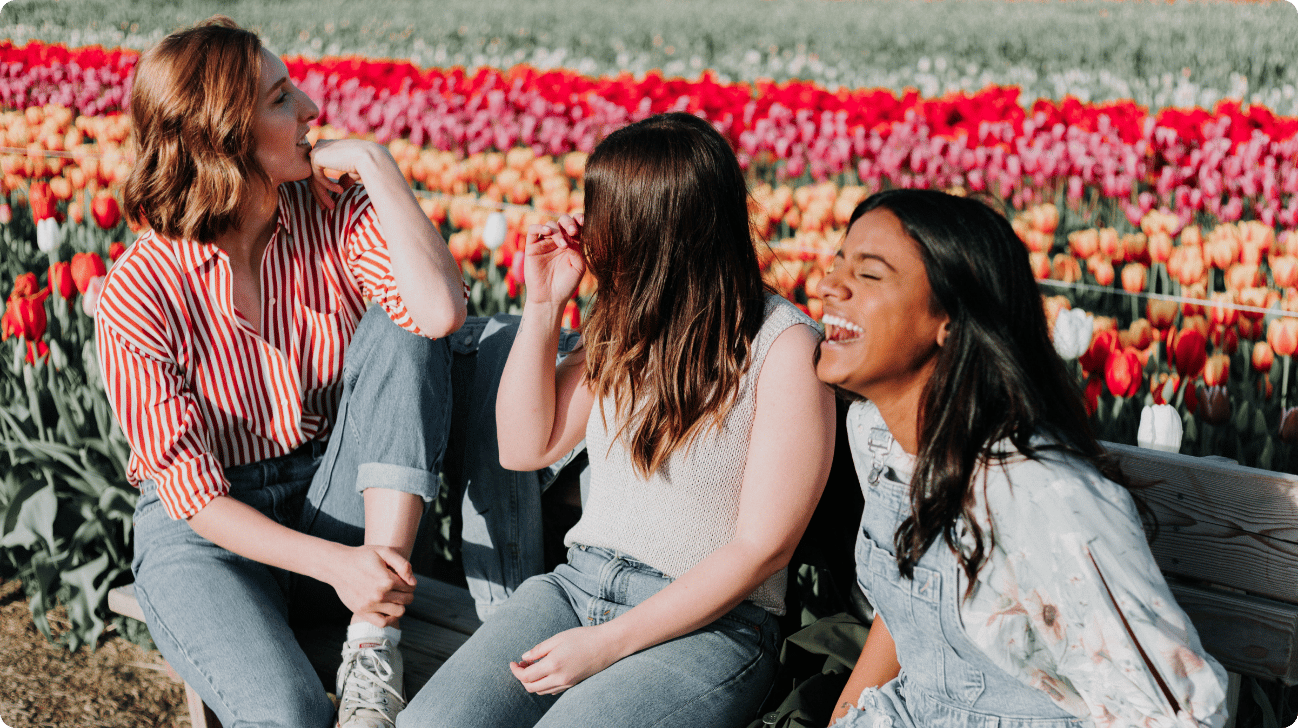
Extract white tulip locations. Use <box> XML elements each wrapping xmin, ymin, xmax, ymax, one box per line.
<box><xmin>1052</xmin><ymin>307</ymin><xmax>1094</xmax><ymax>360</ymax></box>
<box><xmin>483</xmin><ymin>212</ymin><xmax>508</xmax><ymax>250</ymax></box>
<box><xmin>36</xmin><ymin>217</ymin><xmax>60</xmax><ymax>253</ymax></box>
<box><xmin>1137</xmin><ymin>404</ymin><xmax>1183</xmax><ymax>453</ymax></box>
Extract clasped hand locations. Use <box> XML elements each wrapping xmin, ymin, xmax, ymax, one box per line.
<box><xmin>328</xmin><ymin>543</ymin><xmax>417</xmax><ymax>628</ymax></box>
<box><xmin>509</xmin><ymin>624</ymin><xmax>625</xmax><ymax>695</ymax></box>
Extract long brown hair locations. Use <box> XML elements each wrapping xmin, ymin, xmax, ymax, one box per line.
<box><xmin>581</xmin><ymin>113</ymin><xmax>769</xmax><ymax>477</ymax></box>
<box><xmin>123</xmin><ymin>16</ymin><xmax>267</xmax><ymax>243</ymax></box>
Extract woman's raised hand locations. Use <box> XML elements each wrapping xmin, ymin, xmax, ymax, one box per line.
<box><xmin>305</xmin><ymin>138</ymin><xmax>388</xmax><ymax>211</ymax></box>
<box><xmin>524</xmin><ymin>213</ymin><xmax>586</xmax><ymax>306</ymax></box>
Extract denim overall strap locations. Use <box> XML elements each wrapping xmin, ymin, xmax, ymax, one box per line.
<box><xmin>852</xmin><ymin>410</ymin><xmax>1083</xmax><ymax>728</ymax></box>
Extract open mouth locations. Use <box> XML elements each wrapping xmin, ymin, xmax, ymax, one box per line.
<box><xmin>822</xmin><ymin>313</ymin><xmax>864</xmax><ymax>343</ymax></box>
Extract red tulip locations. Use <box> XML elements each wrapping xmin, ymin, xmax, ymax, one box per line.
<box><xmin>1079</xmin><ymin>328</ymin><xmax>1119</xmax><ymax>375</ymax></box>
<box><xmin>1105</xmin><ymin>347</ymin><xmax>1143</xmax><ymax>398</ymax></box>
<box><xmin>28</xmin><ymin>180</ymin><xmax>57</xmax><ymax>222</ymax></box>
<box><xmin>1084</xmin><ymin>375</ymin><xmax>1104</xmax><ymax>416</ymax></box>
<box><xmin>48</xmin><ymin>261</ymin><xmax>75</xmax><ymax>300</ymax></box>
<box><xmin>70</xmin><ymin>252</ymin><xmax>107</xmax><ymax>294</ymax></box>
<box><xmin>24</xmin><ymin>339</ymin><xmax>50</xmax><ymax>365</ymax></box>
<box><xmin>562</xmin><ymin>299</ymin><xmax>581</xmax><ymax>330</ymax></box>
<box><xmin>1196</xmin><ymin>383</ymin><xmax>1231</xmax><ymax>426</ymax></box>
<box><xmin>1169</xmin><ymin>327</ymin><xmax>1208</xmax><ymax>379</ymax></box>
<box><xmin>11</xmin><ymin>271</ymin><xmax>39</xmax><ymax>299</ymax></box>
<box><xmin>1</xmin><ymin>289</ymin><xmax>50</xmax><ymax>341</ymax></box>
<box><xmin>91</xmin><ymin>191</ymin><xmax>122</xmax><ymax>229</ymax></box>
<box><xmin>108</xmin><ymin>241</ymin><xmax>126</xmax><ymax>262</ymax></box>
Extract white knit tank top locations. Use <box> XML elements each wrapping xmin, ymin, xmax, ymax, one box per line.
<box><xmin>564</xmin><ymin>294</ymin><xmax>816</xmax><ymax>614</ymax></box>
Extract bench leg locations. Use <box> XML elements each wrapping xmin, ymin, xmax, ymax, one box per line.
<box><xmin>183</xmin><ymin>682</ymin><xmax>222</xmax><ymax>728</ymax></box>
<box><xmin>1223</xmin><ymin>671</ymin><xmax>1241</xmax><ymax>728</ymax></box>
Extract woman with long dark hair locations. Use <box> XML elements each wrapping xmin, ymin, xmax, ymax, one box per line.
<box><xmin>399</xmin><ymin>112</ymin><xmax>836</xmax><ymax>727</ymax></box>
<box><xmin>97</xmin><ymin>17</ymin><xmax>466</xmax><ymax>728</ymax></box>
<box><xmin>816</xmin><ymin>190</ymin><xmax>1227</xmax><ymax>727</ymax></box>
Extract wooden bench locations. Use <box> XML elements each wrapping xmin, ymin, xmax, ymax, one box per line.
<box><xmin>107</xmin><ymin>442</ymin><xmax>1298</xmax><ymax>727</ymax></box>
<box><xmin>108</xmin><ymin>577</ymin><xmax>482</xmax><ymax>728</ymax></box>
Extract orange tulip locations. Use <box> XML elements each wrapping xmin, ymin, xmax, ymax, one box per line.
<box><xmin>1208</xmin><ymin>292</ymin><xmax>1238</xmax><ymax>328</ymax></box>
<box><xmin>1042</xmin><ymin>295</ymin><xmax>1071</xmax><ymax>331</ymax></box>
<box><xmin>1120</xmin><ymin>263</ymin><xmax>1147</xmax><ymax>294</ymax></box>
<box><xmin>1088</xmin><ymin>255</ymin><xmax>1115</xmax><ymax>286</ymax></box>
<box><xmin>1175</xmin><ymin>247</ymin><xmax>1206</xmax><ymax>287</ymax></box>
<box><xmin>1203</xmin><ymin>354</ymin><xmax>1230</xmax><ymax>387</ymax></box>
<box><xmin>1068</xmin><ymin>229</ymin><xmax>1099</xmax><ymax>259</ymax></box>
<box><xmin>1029</xmin><ymin>252</ymin><xmax>1051</xmax><ymax>280</ymax></box>
<box><xmin>1098</xmin><ymin>228</ymin><xmax>1123</xmax><ymax>261</ymax></box>
<box><xmin>1151</xmin><ymin>373</ymin><xmax>1180</xmax><ymax>405</ymax></box>
<box><xmin>1051</xmin><ymin>254</ymin><xmax>1081</xmax><ymax>284</ymax></box>
<box><xmin>1147</xmin><ymin>298</ymin><xmax>1177</xmax><ymax>330</ymax></box>
<box><xmin>1147</xmin><ymin>232</ymin><xmax>1173</xmax><ymax>264</ymax></box>
<box><xmin>1225</xmin><ymin>263</ymin><xmax>1263</xmax><ymax>291</ymax></box>
<box><xmin>70</xmin><ymin>252</ymin><xmax>107</xmax><ymax>294</ymax></box>
<box><xmin>1267</xmin><ymin>317</ymin><xmax>1298</xmax><ymax>357</ymax></box>
<box><xmin>1253</xmin><ymin>341</ymin><xmax>1275</xmax><ymax>373</ymax></box>
<box><xmin>1273</xmin><ymin>256</ymin><xmax>1298</xmax><ymax>288</ymax></box>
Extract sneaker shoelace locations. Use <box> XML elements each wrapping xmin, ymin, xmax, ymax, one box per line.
<box><xmin>339</xmin><ymin>644</ymin><xmax>406</xmax><ymax>719</ymax></box>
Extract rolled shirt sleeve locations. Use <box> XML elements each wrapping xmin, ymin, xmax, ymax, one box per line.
<box><xmin>336</xmin><ymin>184</ymin><xmax>469</xmax><ymax>338</ymax></box>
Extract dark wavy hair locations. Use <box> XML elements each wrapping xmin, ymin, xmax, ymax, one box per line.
<box><xmin>581</xmin><ymin>112</ymin><xmax>769</xmax><ymax>477</ymax></box>
<box><xmin>847</xmin><ymin>189</ymin><xmax>1136</xmax><ymax>591</ymax></box>
<box><xmin>124</xmin><ymin>16</ymin><xmax>267</xmax><ymax>243</ymax></box>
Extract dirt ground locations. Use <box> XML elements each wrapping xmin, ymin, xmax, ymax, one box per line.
<box><xmin>0</xmin><ymin>579</ymin><xmax>188</xmax><ymax>728</ymax></box>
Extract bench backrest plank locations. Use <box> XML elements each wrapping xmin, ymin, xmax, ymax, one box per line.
<box><xmin>1106</xmin><ymin>442</ymin><xmax>1298</xmax><ymax>685</ymax></box>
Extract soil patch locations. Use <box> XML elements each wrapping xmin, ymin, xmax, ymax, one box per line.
<box><xmin>0</xmin><ymin>579</ymin><xmax>187</xmax><ymax>728</ymax></box>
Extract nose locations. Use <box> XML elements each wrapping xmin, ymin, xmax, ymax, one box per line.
<box><xmin>816</xmin><ymin>261</ymin><xmax>848</xmax><ymax>301</ymax></box>
<box><xmin>297</xmin><ymin>89</ymin><xmax>319</xmax><ymax>124</ymax></box>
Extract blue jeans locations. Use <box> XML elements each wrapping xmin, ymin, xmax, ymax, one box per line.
<box><xmin>131</xmin><ymin>308</ymin><xmax>453</xmax><ymax>728</ymax></box>
<box><xmin>398</xmin><ymin>545</ymin><xmax>781</xmax><ymax>728</ymax></box>
<box><xmin>441</xmin><ymin>315</ymin><xmax>585</xmax><ymax>619</ymax></box>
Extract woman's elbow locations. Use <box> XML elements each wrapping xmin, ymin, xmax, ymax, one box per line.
<box><xmin>416</xmin><ymin>299</ymin><xmax>467</xmax><ymax>339</ymax></box>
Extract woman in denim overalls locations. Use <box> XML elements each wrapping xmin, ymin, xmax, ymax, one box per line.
<box><xmin>814</xmin><ymin>189</ymin><xmax>1228</xmax><ymax>728</ymax></box>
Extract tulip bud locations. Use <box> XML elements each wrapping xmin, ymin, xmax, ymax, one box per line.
<box><xmin>1105</xmin><ymin>347</ymin><xmax>1143</xmax><ymax>398</ymax></box>
<box><xmin>81</xmin><ymin>275</ymin><xmax>106</xmax><ymax>318</ymax></box>
<box><xmin>1120</xmin><ymin>263</ymin><xmax>1147</xmax><ymax>294</ymax></box>
<box><xmin>36</xmin><ymin>217</ymin><xmax>60</xmax><ymax>253</ymax></box>
<box><xmin>1203</xmin><ymin>354</ymin><xmax>1230</xmax><ymax>387</ymax></box>
<box><xmin>90</xmin><ymin>190</ymin><xmax>122</xmax><ymax>230</ymax></box>
<box><xmin>47</xmin><ymin>261</ymin><xmax>75</xmax><ymax>300</ymax></box>
<box><xmin>1267</xmin><ymin>317</ymin><xmax>1298</xmax><ymax>358</ymax></box>
<box><xmin>482</xmin><ymin>211</ymin><xmax>508</xmax><ymax>250</ymax></box>
<box><xmin>70</xmin><ymin>252</ymin><xmax>107</xmax><ymax>294</ymax></box>
<box><xmin>1280</xmin><ymin>407</ymin><xmax>1298</xmax><ymax>443</ymax></box>
<box><xmin>1169</xmin><ymin>327</ymin><xmax>1208</xmax><ymax>378</ymax></box>
<box><xmin>0</xmin><ymin>203</ymin><xmax>11</xmax><ymax>225</ymax></box>
<box><xmin>1051</xmin><ymin>254</ymin><xmax>1081</xmax><ymax>283</ymax></box>
<box><xmin>108</xmin><ymin>241</ymin><xmax>126</xmax><ymax>262</ymax></box>
<box><xmin>1137</xmin><ymin>404</ymin><xmax>1182</xmax><ymax>453</ymax></box>
<box><xmin>1052</xmin><ymin>307</ymin><xmax>1094</xmax><ymax>360</ymax></box>
<box><xmin>1196</xmin><ymin>383</ymin><xmax>1231</xmax><ymax>426</ymax></box>
<box><xmin>1252</xmin><ymin>341</ymin><xmax>1274</xmax><ymax>372</ymax></box>
<box><xmin>1147</xmin><ymin>298</ymin><xmax>1177</xmax><ymax>330</ymax></box>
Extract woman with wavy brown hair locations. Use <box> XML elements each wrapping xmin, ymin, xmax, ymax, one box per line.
<box><xmin>97</xmin><ymin>16</ymin><xmax>465</xmax><ymax>728</ymax></box>
<box><xmin>399</xmin><ymin>112</ymin><xmax>836</xmax><ymax>728</ymax></box>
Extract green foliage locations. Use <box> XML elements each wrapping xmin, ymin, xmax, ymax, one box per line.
<box><xmin>2</xmin><ymin>0</ymin><xmax>1296</xmax><ymax>112</ymax></box>
<box><xmin>0</xmin><ymin>199</ymin><xmax>137</xmax><ymax>651</ymax></box>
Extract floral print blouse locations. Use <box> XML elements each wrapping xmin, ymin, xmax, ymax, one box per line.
<box><xmin>852</xmin><ymin>404</ymin><xmax>1228</xmax><ymax>727</ymax></box>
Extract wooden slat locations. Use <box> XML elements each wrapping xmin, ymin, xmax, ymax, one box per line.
<box><xmin>407</xmin><ymin>578</ymin><xmax>482</xmax><ymax>635</ymax></box>
<box><xmin>1105</xmin><ymin>442</ymin><xmax>1298</xmax><ymax>603</ymax></box>
<box><xmin>1169</xmin><ymin>582</ymin><xmax>1298</xmax><ymax>685</ymax></box>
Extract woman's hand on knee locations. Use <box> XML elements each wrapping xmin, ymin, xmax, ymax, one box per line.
<box><xmin>508</xmin><ymin>624</ymin><xmax>623</xmax><ymax>695</ymax></box>
<box><xmin>325</xmin><ymin>543</ymin><xmax>417</xmax><ymax>625</ymax></box>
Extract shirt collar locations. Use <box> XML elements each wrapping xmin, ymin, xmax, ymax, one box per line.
<box><xmin>174</xmin><ymin>186</ymin><xmax>294</xmax><ymax>273</ymax></box>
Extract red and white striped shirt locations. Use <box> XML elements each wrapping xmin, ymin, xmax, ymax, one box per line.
<box><xmin>96</xmin><ymin>180</ymin><xmax>462</xmax><ymax>520</ymax></box>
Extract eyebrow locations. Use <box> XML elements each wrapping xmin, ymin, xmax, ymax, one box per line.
<box><xmin>265</xmin><ymin>76</ymin><xmax>290</xmax><ymax>99</ymax></box>
<box><xmin>834</xmin><ymin>250</ymin><xmax>897</xmax><ymax>272</ymax></box>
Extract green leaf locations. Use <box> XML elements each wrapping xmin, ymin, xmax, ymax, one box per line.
<box><xmin>60</xmin><ymin>554</ymin><xmax>112</xmax><ymax>650</ymax></box>
<box><xmin>14</xmin><ymin>481</ymin><xmax>58</xmax><ymax>554</ymax></box>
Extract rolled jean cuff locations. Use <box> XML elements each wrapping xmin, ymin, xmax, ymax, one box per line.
<box><xmin>356</xmin><ymin>463</ymin><xmax>441</xmax><ymax>501</ymax></box>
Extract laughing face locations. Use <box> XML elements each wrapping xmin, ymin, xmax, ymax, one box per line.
<box><xmin>815</xmin><ymin>207</ymin><xmax>949</xmax><ymax>404</ymax></box>
<box><xmin>252</xmin><ymin>48</ymin><xmax>319</xmax><ymax>186</ymax></box>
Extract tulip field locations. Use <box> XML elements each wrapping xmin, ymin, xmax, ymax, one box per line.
<box><xmin>3</xmin><ymin>8</ymin><xmax>1298</xmax><ymax>712</ymax></box>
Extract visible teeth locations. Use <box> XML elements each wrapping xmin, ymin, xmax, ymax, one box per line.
<box><xmin>822</xmin><ymin>314</ymin><xmax>863</xmax><ymax>334</ymax></box>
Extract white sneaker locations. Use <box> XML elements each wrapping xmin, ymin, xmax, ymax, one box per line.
<box><xmin>336</xmin><ymin>636</ymin><xmax>406</xmax><ymax>728</ymax></box>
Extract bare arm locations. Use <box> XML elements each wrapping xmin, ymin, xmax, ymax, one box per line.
<box><xmin>310</xmin><ymin>139</ymin><xmax>467</xmax><ymax>338</ymax></box>
<box><xmin>509</xmin><ymin>322</ymin><xmax>836</xmax><ymax>694</ymax></box>
<box><xmin>496</xmin><ymin>215</ymin><xmax>595</xmax><ymax>470</ymax></box>
<box><xmin>829</xmin><ymin>615</ymin><xmax>901</xmax><ymax>725</ymax></box>
<box><xmin>187</xmin><ymin>495</ymin><xmax>416</xmax><ymax>627</ymax></box>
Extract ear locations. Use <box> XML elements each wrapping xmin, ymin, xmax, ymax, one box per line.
<box><xmin>936</xmin><ymin>318</ymin><xmax>952</xmax><ymax>347</ymax></box>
